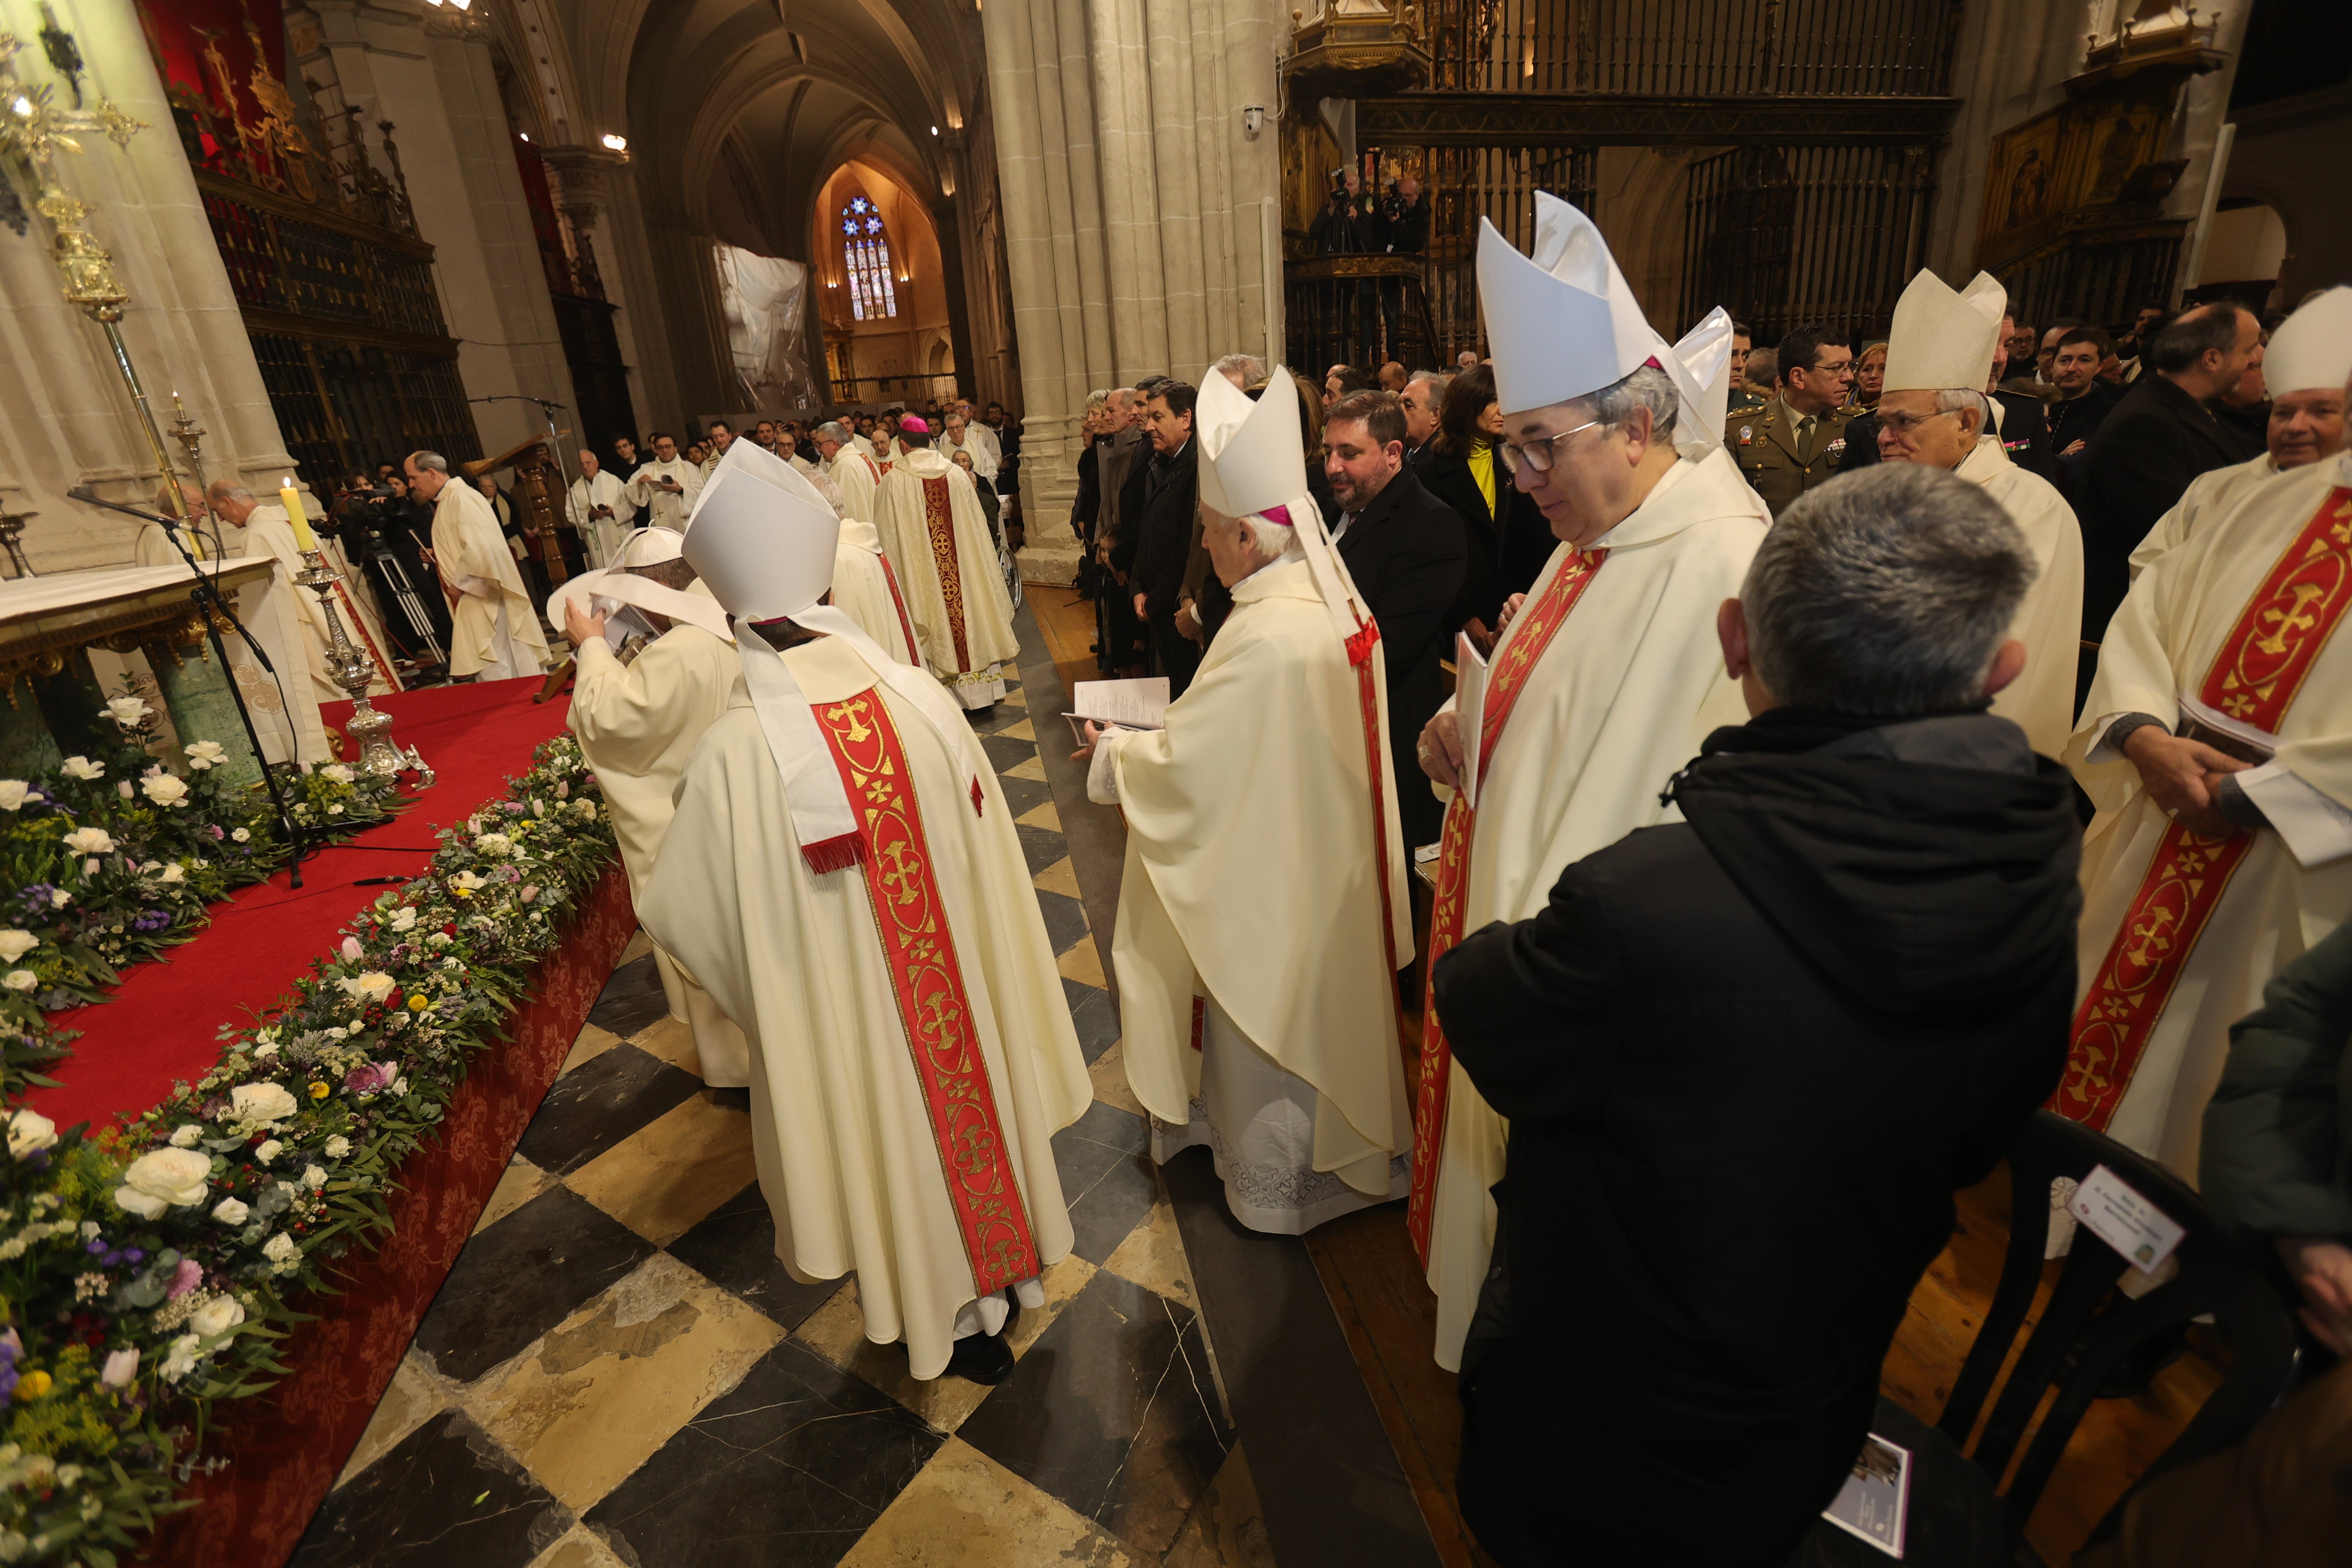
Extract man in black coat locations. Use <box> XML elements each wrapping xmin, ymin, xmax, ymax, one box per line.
<box><xmin>1130</xmin><ymin>381</ymin><xmax>1205</xmax><ymax>697</ymax></box>
<box><xmin>1323</xmin><ymin>390</ymin><xmax>1467</xmax><ymax>854</ymax></box>
<box><xmin>1435</xmin><ymin>464</ymin><xmax>2081</xmax><ymax>1568</ymax></box>
<box><xmin>2079</xmin><ymin>300</ymin><xmax>2263</xmax><ymax>642</ymax></box>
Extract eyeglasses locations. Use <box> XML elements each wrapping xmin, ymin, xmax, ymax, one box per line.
<box><xmin>1497</xmin><ymin>418</ymin><xmax>1600</xmax><ymax>475</ymax></box>
<box><xmin>1876</xmin><ymin>408</ymin><xmax>1962</xmax><ymax>437</ymax></box>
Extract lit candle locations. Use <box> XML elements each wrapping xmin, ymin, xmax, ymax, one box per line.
<box><xmin>281</xmin><ymin>477</ymin><xmax>317</xmax><ymax>551</ymax></box>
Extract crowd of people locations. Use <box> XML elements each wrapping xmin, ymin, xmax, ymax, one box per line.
<box><xmin>1056</xmin><ymin>196</ymin><xmax>2352</xmax><ymax>1562</ymax></box>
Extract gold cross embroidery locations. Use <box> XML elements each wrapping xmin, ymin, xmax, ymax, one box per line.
<box><xmin>2254</xmin><ymin>582</ymin><xmax>2329</xmax><ymax>657</ymax></box>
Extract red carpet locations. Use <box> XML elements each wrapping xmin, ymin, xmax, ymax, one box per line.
<box><xmin>30</xmin><ymin>676</ymin><xmax>576</xmax><ymax>1130</ymax></box>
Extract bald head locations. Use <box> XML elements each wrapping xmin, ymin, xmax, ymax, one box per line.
<box><xmin>156</xmin><ymin>479</ymin><xmax>205</xmax><ymax>521</ymax></box>
<box><xmin>205</xmin><ymin>480</ymin><xmax>258</xmax><ymax>526</ymax></box>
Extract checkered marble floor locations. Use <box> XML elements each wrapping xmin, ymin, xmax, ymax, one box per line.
<box><xmin>293</xmin><ymin>668</ymin><xmax>1276</xmax><ymax>1568</ymax></box>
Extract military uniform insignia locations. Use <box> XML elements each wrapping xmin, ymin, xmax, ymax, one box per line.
<box><xmin>1738</xmin><ymin>427</ymin><xmax>1752</xmax><ymax>446</ymax></box>
<box><xmin>1827</xmin><ymin>438</ymin><xmax>1845</xmax><ymax>455</ymax></box>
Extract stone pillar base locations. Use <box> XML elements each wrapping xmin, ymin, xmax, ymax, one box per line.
<box><xmin>1016</xmin><ymin>541</ymin><xmax>1084</xmax><ymax>586</ymax></box>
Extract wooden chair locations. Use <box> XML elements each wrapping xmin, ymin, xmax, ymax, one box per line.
<box><xmin>1796</xmin><ymin>1110</ymin><xmax>2300</xmax><ymax>1567</ymax></box>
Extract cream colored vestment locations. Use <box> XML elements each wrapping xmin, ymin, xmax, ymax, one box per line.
<box><xmin>640</xmin><ymin>635</ymin><xmax>1092</xmax><ymax>1379</ymax></box>
<box><xmin>824</xmin><ymin>448</ymin><xmax>882</xmax><ymax>522</ymax></box>
<box><xmin>832</xmin><ymin>514</ymin><xmax>919</xmax><ymax>666</ymax></box>
<box><xmin>870</xmin><ymin>447</ymin><xmax>1019</xmax><ymax>707</ymax></box>
<box><xmin>2128</xmin><ymin>453</ymin><xmax>2285</xmax><ymax>581</ymax></box>
<box><xmin>567</xmin><ymin>626</ymin><xmax>750</xmax><ymax>1087</ymax></box>
<box><xmin>627</xmin><ymin>458</ymin><xmax>703</xmax><ymax>532</ymax></box>
<box><xmin>1954</xmin><ymin>435</ymin><xmax>2084</xmax><ymax>756</ymax></box>
<box><xmin>2065</xmin><ymin>454</ymin><xmax>2352</xmax><ymax>1179</ymax></box>
<box><xmin>240</xmin><ymin>507</ymin><xmax>401</xmax><ymax>701</ymax></box>
<box><xmin>1094</xmin><ymin>557</ymin><xmax>1411</xmax><ymax>1231</ymax></box>
<box><xmin>1424</xmin><ymin>447</ymin><xmax>1769</xmax><ymax>1370</ymax></box>
<box><xmin>431</xmin><ymin>480</ymin><xmax>548</xmax><ymax>680</ymax></box>
<box><xmin>568</xmin><ymin>470</ymin><xmax>637</xmax><ymax>569</ymax></box>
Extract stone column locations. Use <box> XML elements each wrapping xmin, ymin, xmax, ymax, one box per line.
<box><xmin>541</xmin><ymin>144</ymin><xmax>658</xmax><ymax>432</ymax></box>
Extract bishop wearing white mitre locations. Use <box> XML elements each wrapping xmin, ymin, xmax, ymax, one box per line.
<box><xmin>1081</xmin><ymin>364</ymin><xmax>1415</xmax><ymax>1232</ymax></box>
<box><xmin>557</xmin><ymin>524</ymin><xmax>750</xmax><ymax>1087</ymax></box>
<box><xmin>640</xmin><ymin>457</ymin><xmax>1091</xmax><ymax>1385</ymax></box>
<box><xmin>1410</xmin><ymin>193</ymin><xmax>1771</xmax><ymax>1370</ymax></box>
<box><xmin>627</xmin><ymin>434</ymin><xmax>704</xmax><ymax>531</ymax></box>
<box><xmin>815</xmin><ymin>420</ymin><xmax>883</xmax><ymax>522</ymax></box>
<box><xmin>567</xmin><ymin>449</ymin><xmax>637</xmax><ymax>568</ymax></box>
<box><xmin>1873</xmin><ymin>269</ymin><xmax>2083</xmax><ymax>756</ymax></box>
<box><xmin>2055</xmin><ymin>303</ymin><xmax>2352</xmax><ymax>1179</ymax></box>
<box><xmin>2130</xmin><ymin>286</ymin><xmax>2352</xmax><ymax>578</ymax></box>
<box><xmin>869</xmin><ymin>414</ymin><xmax>1020</xmax><ymax>707</ymax></box>
<box><xmin>407</xmin><ymin>452</ymin><xmax>550</xmax><ymax>681</ymax></box>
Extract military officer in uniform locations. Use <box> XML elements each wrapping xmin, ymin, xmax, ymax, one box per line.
<box><xmin>1724</xmin><ymin>324</ymin><xmax>1864</xmax><ymax>516</ymax></box>
<box><xmin>1726</xmin><ymin>319</ymin><xmax>1766</xmax><ymax>420</ymax></box>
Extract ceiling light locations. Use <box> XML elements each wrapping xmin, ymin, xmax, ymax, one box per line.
<box><xmin>930</xmin><ymin>126</ymin><xmax>939</xmax><ymax>135</ymax></box>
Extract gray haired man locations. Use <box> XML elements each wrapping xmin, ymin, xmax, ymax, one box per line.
<box><xmin>1434</xmin><ymin>462</ymin><xmax>2081</xmax><ymax>1568</ymax></box>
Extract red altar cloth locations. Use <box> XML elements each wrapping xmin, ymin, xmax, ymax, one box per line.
<box><xmin>31</xmin><ymin>677</ymin><xmax>575</xmax><ymax>1130</ymax></box>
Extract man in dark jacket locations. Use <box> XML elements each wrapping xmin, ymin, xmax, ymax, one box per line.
<box><xmin>1434</xmin><ymin>464</ymin><xmax>2081</xmax><ymax>1568</ymax></box>
<box><xmin>1323</xmin><ymin>390</ymin><xmax>1466</xmax><ymax>854</ymax></box>
<box><xmin>1131</xmin><ymin>381</ymin><xmax>1205</xmax><ymax>696</ymax></box>
<box><xmin>2078</xmin><ymin>300</ymin><xmax>2262</xmax><ymax>642</ymax></box>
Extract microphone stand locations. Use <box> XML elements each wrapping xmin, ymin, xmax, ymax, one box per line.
<box><xmin>68</xmin><ymin>487</ymin><xmax>313</xmax><ymax>888</ymax></box>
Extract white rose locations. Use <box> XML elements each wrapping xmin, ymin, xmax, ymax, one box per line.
<box><xmin>60</xmin><ymin>756</ymin><xmax>103</xmax><ymax>781</ymax></box>
<box><xmin>116</xmin><ymin>781</ymin><xmax>133</xmax><ymax>799</ymax></box>
<box><xmin>321</xmin><ymin>763</ymin><xmax>355</xmax><ymax>784</ymax></box>
<box><xmin>168</xmin><ymin>1124</ymin><xmax>204</xmax><ymax>1148</ymax></box>
<box><xmin>230</xmin><ymin>827</ymin><xmax>251</xmax><ymax>843</ymax></box>
<box><xmin>140</xmin><ymin>775</ymin><xmax>190</xmax><ymax>808</ymax></box>
<box><xmin>262</xmin><ymin>1232</ymin><xmax>297</xmax><ymax>1264</ymax></box>
<box><xmin>253</xmin><ymin>1139</ymin><xmax>284</xmax><ymax>1166</ymax></box>
<box><xmin>161</xmin><ymin>863</ymin><xmax>186</xmax><ymax>884</ymax></box>
<box><xmin>253</xmin><ymin>1042</ymin><xmax>279</xmax><ymax>1061</ymax></box>
<box><xmin>0</xmin><ymin>932</ymin><xmax>34</xmax><ymax>965</ymax></box>
<box><xmin>5</xmin><ymin>971</ymin><xmax>34</xmax><ymax>993</ymax></box>
<box><xmin>473</xmin><ymin>833</ymin><xmax>512</xmax><ymax>857</ymax></box>
<box><xmin>113</xmin><ymin>1185</ymin><xmax>166</xmax><ymax>1220</ymax></box>
<box><xmin>389</xmin><ymin>907</ymin><xmax>418</xmax><ymax>933</ymax></box>
<box><xmin>161</xmin><ymin>1332</ymin><xmax>200</xmax><ymax>1382</ymax></box>
<box><xmin>183</xmin><ymin>741</ymin><xmax>227</xmax><ymax>771</ymax></box>
<box><xmin>324</xmin><ymin>1135</ymin><xmax>350</xmax><ymax>1158</ymax></box>
<box><xmin>119</xmin><ymin>1147</ymin><xmax>211</xmax><ymax>1209</ymax></box>
<box><xmin>211</xmin><ymin>1196</ymin><xmax>248</xmax><ymax>1225</ymax></box>
<box><xmin>230</xmin><ymin>1082</ymin><xmax>299</xmax><ymax>1127</ymax></box>
<box><xmin>105</xmin><ymin>696</ymin><xmax>153</xmax><ymax>728</ymax></box>
<box><xmin>6</xmin><ymin>1110</ymin><xmax>56</xmax><ymax>1161</ymax></box>
<box><xmin>0</xmin><ymin>781</ymin><xmax>27</xmax><ymax>811</ymax></box>
<box><xmin>61</xmin><ymin>827</ymin><xmax>115</xmax><ymax>855</ymax></box>
<box><xmin>302</xmin><ymin>1165</ymin><xmax>326</xmax><ymax>1189</ymax></box>
<box><xmin>188</xmin><ymin>1297</ymin><xmax>245</xmax><ymax>1338</ymax></box>
<box><xmin>337</xmin><ymin>971</ymin><xmax>396</xmax><ymax>1004</ymax></box>
<box><xmin>100</xmin><ymin>1348</ymin><xmax>138</xmax><ymax>1387</ymax></box>
<box><xmin>48</xmin><ymin>890</ymin><xmax>66</xmax><ymax>909</ymax></box>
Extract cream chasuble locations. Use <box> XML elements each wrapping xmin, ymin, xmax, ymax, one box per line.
<box><xmin>241</xmin><ymin>507</ymin><xmax>403</xmax><ymax>701</ymax></box>
<box><xmin>1094</xmin><ymin>557</ymin><xmax>1412</xmax><ymax>1232</ymax></box>
<box><xmin>1416</xmin><ymin>447</ymin><xmax>1768</xmax><ymax>1370</ymax></box>
<box><xmin>136</xmin><ymin>521</ymin><xmax>192</xmax><ymax>567</ymax></box>
<box><xmin>627</xmin><ymin>458</ymin><xmax>703</xmax><ymax>531</ymax></box>
<box><xmin>432</xmin><ymin>478</ymin><xmax>550</xmax><ymax>680</ymax></box>
<box><xmin>640</xmin><ymin>636</ymin><xmax>1092</xmax><ymax>1380</ymax></box>
<box><xmin>2128</xmin><ymin>453</ymin><xmax>2285</xmax><ymax>581</ymax></box>
<box><xmin>833</xmin><ymin>515</ymin><xmax>921</xmax><ymax>666</ymax></box>
<box><xmin>216</xmin><ymin>524</ymin><xmax>331</xmax><ymax>765</ymax></box>
<box><xmin>1954</xmin><ymin>436</ymin><xmax>2083</xmax><ymax>756</ymax></box>
<box><xmin>870</xmin><ymin>449</ymin><xmax>1019</xmax><ymax>707</ymax></box>
<box><xmin>568</xmin><ymin>470</ymin><xmax>637</xmax><ymax>568</ymax></box>
<box><xmin>824</xmin><ymin>448</ymin><xmax>882</xmax><ymax>522</ymax></box>
<box><xmin>568</xmin><ymin>626</ymin><xmax>750</xmax><ymax>1087</ymax></box>
<box><xmin>2057</xmin><ymin>455</ymin><xmax>2352</xmax><ymax>1179</ymax></box>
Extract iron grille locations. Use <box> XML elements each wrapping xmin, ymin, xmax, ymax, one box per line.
<box><xmin>1424</xmin><ymin>143</ymin><xmax>1596</xmax><ymax>362</ymax></box>
<box><xmin>2000</xmin><ymin>238</ymin><xmax>2184</xmax><ymax>345</ymax></box>
<box><xmin>201</xmin><ymin>182</ymin><xmax>447</xmax><ymax>337</ymax></box>
<box><xmin>248</xmin><ymin>332</ymin><xmax>481</xmax><ymax>499</ymax></box>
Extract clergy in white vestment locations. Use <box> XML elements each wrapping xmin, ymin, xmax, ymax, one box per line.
<box><xmin>626</xmin><ymin>433</ymin><xmax>704</xmax><ymax>531</ymax></box>
<box><xmin>1870</xmin><ymin>269</ymin><xmax>2083</xmax><ymax>756</ymax></box>
<box><xmin>557</xmin><ymin>528</ymin><xmax>750</xmax><ymax>1087</ymax></box>
<box><xmin>567</xmin><ymin>449</ymin><xmax>637</xmax><ymax>568</ymax></box>
<box><xmin>815</xmin><ymin>421</ymin><xmax>882</xmax><ymax>521</ymax></box>
<box><xmin>942</xmin><ymin>413</ymin><xmax>998</xmax><ymax>483</ymax></box>
<box><xmin>205</xmin><ymin>480</ymin><xmax>404</xmax><ymax>701</ymax></box>
<box><xmin>1409</xmin><ymin>192</ymin><xmax>1771</xmax><ymax>1371</ymax></box>
<box><xmin>2057</xmin><ymin>410</ymin><xmax>2352</xmax><ymax>1179</ymax></box>
<box><xmin>869</xmin><ymin>416</ymin><xmax>1020</xmax><ymax>707</ymax></box>
<box><xmin>407</xmin><ymin>451</ymin><xmax>550</xmax><ymax>681</ymax></box>
<box><xmin>640</xmin><ymin>447</ymin><xmax>1092</xmax><ymax>1384</ymax></box>
<box><xmin>2129</xmin><ymin>287</ymin><xmax>2352</xmax><ymax>579</ymax></box>
<box><xmin>830</xmin><ymin>502</ymin><xmax>922</xmax><ymax>667</ymax></box>
<box><xmin>136</xmin><ymin>481</ymin><xmax>214</xmax><ymax>567</ymax></box>
<box><xmin>1083</xmin><ymin>364</ymin><xmax>1414</xmax><ymax>1233</ymax></box>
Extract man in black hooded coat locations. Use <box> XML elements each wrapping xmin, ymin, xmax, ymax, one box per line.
<box><xmin>1434</xmin><ymin>464</ymin><xmax>2083</xmax><ymax>1567</ymax></box>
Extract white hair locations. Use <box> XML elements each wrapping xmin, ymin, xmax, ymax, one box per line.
<box><xmin>1084</xmin><ymin>389</ymin><xmax>1111</xmax><ymax>413</ymax></box>
<box><xmin>1406</xmin><ymin>368</ymin><xmax>1450</xmax><ymax>393</ymax></box>
<box><xmin>814</xmin><ymin>421</ymin><xmax>851</xmax><ymax>443</ymax></box>
<box><xmin>1936</xmin><ymin>388</ymin><xmax>1991</xmax><ymax>435</ymax></box>
<box><xmin>407</xmin><ymin>450</ymin><xmax>450</xmax><ymax>475</ymax></box>
<box><xmin>1240</xmin><ymin>513</ymin><xmax>1305</xmax><ymax>563</ymax></box>
<box><xmin>1580</xmin><ymin>364</ymin><xmax>1681</xmax><ymax>437</ymax></box>
<box><xmin>1213</xmin><ymin>353</ymin><xmax>1267</xmax><ymax>387</ymax></box>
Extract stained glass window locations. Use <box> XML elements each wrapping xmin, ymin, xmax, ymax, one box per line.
<box><xmin>841</xmin><ymin>197</ymin><xmax>899</xmax><ymax>321</ymax></box>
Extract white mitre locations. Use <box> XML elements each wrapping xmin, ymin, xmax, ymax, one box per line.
<box><xmin>1883</xmin><ymin>269</ymin><xmax>2006</xmax><ymax>393</ymax></box>
<box><xmin>1196</xmin><ymin>364</ymin><xmax>1371</xmax><ymax>650</ymax></box>
<box><xmin>1663</xmin><ymin>306</ymin><xmax>1735</xmax><ymax>458</ymax></box>
<box><xmin>684</xmin><ymin>436</ymin><xmax>977</xmax><ymax>873</ymax></box>
<box><xmin>548</xmin><ymin>527</ymin><xmax>734</xmax><ymax>643</ymax></box>
<box><xmin>2262</xmin><ymin>285</ymin><xmax>2352</xmax><ymax>398</ymax></box>
<box><xmin>1477</xmin><ymin>190</ymin><xmax>1658</xmax><ymax>416</ymax></box>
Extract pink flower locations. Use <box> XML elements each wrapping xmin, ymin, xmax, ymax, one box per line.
<box><xmin>520</xmin><ymin>886</ymin><xmax>539</xmax><ymax>903</ymax></box>
<box><xmin>343</xmin><ymin>1061</ymin><xmax>398</xmax><ymax>1096</ymax></box>
<box><xmin>166</xmin><ymin>1257</ymin><xmax>204</xmax><ymax>1300</ymax></box>
<box><xmin>340</xmin><ymin>937</ymin><xmax>363</xmax><ymax>962</ymax></box>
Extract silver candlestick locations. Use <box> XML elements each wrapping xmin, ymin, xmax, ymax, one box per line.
<box><xmin>295</xmin><ymin>549</ymin><xmax>404</xmax><ymax>779</ymax></box>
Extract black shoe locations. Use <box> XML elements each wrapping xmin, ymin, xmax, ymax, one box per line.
<box><xmin>945</xmin><ymin>1329</ymin><xmax>1014</xmax><ymax>1384</ymax></box>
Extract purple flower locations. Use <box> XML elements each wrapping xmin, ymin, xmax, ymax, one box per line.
<box><xmin>85</xmin><ymin>1238</ymin><xmax>105</xmax><ymax>1256</ymax></box>
<box><xmin>18</xmin><ymin>884</ymin><xmax>55</xmax><ymax>917</ymax></box>
<box><xmin>166</xmin><ymin>1257</ymin><xmax>203</xmax><ymax>1300</ymax></box>
<box><xmin>132</xmin><ymin>909</ymin><xmax>171</xmax><ymax>933</ymax></box>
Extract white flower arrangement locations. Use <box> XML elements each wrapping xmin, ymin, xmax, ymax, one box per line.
<box><xmin>58</xmin><ymin>757</ymin><xmax>103</xmax><ymax>781</ymax></box>
<box><xmin>139</xmin><ymin>775</ymin><xmax>191</xmax><ymax>808</ymax></box>
<box><xmin>59</xmin><ymin>827</ymin><xmax>115</xmax><ymax>856</ymax></box>
<box><xmin>182</xmin><ymin>740</ymin><xmax>228</xmax><ymax>771</ymax></box>
<box><xmin>0</xmin><ymin>781</ymin><xmax>28</xmax><ymax>811</ymax></box>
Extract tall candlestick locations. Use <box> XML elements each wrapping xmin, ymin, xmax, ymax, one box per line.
<box><xmin>280</xmin><ymin>477</ymin><xmax>317</xmax><ymax>551</ymax></box>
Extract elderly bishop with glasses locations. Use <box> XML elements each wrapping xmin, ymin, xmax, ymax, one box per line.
<box><xmin>1409</xmin><ymin>193</ymin><xmax>1771</xmax><ymax>1373</ymax></box>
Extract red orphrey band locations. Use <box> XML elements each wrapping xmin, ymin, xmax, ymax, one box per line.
<box><xmin>921</xmin><ymin>476</ymin><xmax>970</xmax><ymax>671</ymax></box>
